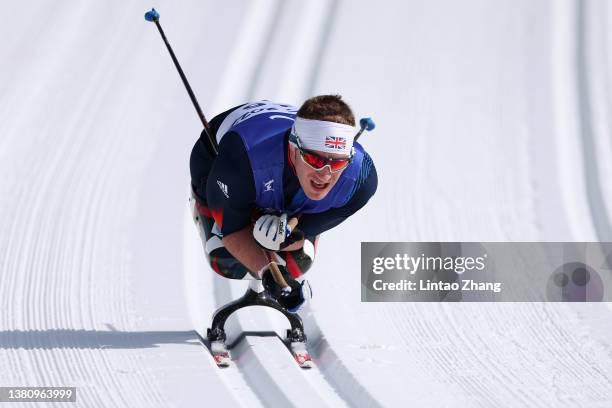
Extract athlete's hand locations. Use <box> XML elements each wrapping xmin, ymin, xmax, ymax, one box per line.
<box><xmin>260</xmin><ymin>264</ymin><xmax>312</xmax><ymax>313</ymax></box>
<box><xmin>253</xmin><ymin>213</ymin><xmax>292</xmax><ymax>251</ymax></box>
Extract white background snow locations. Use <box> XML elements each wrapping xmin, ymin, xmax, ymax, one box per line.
<box><xmin>1</xmin><ymin>0</ymin><xmax>612</xmax><ymax>406</ymax></box>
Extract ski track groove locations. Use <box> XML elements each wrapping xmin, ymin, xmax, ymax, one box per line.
<box><xmin>267</xmin><ymin>2</ymin><xmax>386</xmax><ymax>398</ymax></box>
<box><xmin>91</xmin><ymin>7</ymin><xmax>171</xmax><ymax>405</ymax></box>
<box><xmin>301</xmin><ymin>314</ymin><xmax>382</xmax><ymax>408</ymax></box>
<box><xmin>368</xmin><ymin>2</ymin><xmax>612</xmax><ymax>405</ymax></box>
<box><xmin>210</xmin><ymin>279</ymin><xmax>278</xmax><ymax>407</ymax></box>
<box><xmin>575</xmin><ymin>0</ymin><xmax>612</xmax><ymax>241</ymax></box>
<box><xmin>0</xmin><ymin>2</ymin><xmax>169</xmax><ymax>405</ymax></box>
<box><xmin>229</xmin><ymin>336</ymin><xmax>300</xmax><ymax>408</ymax></box>
<box><xmin>2</xmin><ymin>190</ymin><xmax>26</xmax><ymax>385</ymax></box>
<box><xmin>212</xmin><ymin>280</ymin><xmax>347</xmax><ymax>408</ymax></box>
<box><xmin>303</xmin><ymin>0</ymin><xmax>339</xmax><ymax>98</ymax></box>
<box><xmin>0</xmin><ymin>1</ymin><xmax>74</xmax><ymax>398</ymax></box>
<box><xmin>185</xmin><ymin>208</ymin><xmax>263</xmax><ymax>407</ymax></box>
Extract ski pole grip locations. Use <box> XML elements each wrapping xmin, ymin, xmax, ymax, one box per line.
<box><xmin>144</xmin><ymin>8</ymin><xmax>160</xmax><ymax>22</ymax></box>
<box><xmin>264</xmin><ymin>217</ymin><xmax>299</xmax><ymax>289</ymax></box>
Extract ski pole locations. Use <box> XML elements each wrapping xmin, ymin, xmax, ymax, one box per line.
<box><xmin>354</xmin><ymin>117</ymin><xmax>376</xmax><ymax>142</ymax></box>
<box><xmin>144</xmin><ymin>8</ymin><xmax>218</xmax><ymax>155</ymax></box>
<box><xmin>266</xmin><ymin>253</ymin><xmax>290</xmax><ymax>289</ymax></box>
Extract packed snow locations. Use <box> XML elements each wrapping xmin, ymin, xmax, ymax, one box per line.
<box><xmin>1</xmin><ymin>1</ymin><xmax>612</xmax><ymax>406</ymax></box>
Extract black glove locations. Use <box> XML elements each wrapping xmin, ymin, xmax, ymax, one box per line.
<box><xmin>261</xmin><ymin>265</ymin><xmax>311</xmax><ymax>313</ymax></box>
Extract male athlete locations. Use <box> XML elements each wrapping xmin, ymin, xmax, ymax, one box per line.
<box><xmin>189</xmin><ymin>95</ymin><xmax>377</xmax><ymax>312</ymax></box>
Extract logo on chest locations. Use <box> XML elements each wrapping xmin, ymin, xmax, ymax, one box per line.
<box><xmin>264</xmin><ymin>179</ymin><xmax>275</xmax><ymax>192</ymax></box>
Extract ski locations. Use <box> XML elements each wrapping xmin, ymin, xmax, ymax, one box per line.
<box><xmin>210</xmin><ymin>340</ymin><xmax>231</xmax><ymax>367</ymax></box>
<box><xmin>196</xmin><ymin>329</ymin><xmax>231</xmax><ymax>367</ymax></box>
<box><xmin>289</xmin><ymin>340</ymin><xmax>313</xmax><ymax>369</ymax></box>
<box><xmin>286</xmin><ymin>328</ymin><xmax>312</xmax><ymax>368</ymax></box>
<box><xmin>198</xmin><ymin>328</ymin><xmax>313</xmax><ymax>368</ymax></box>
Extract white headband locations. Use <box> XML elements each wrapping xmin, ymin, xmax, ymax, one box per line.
<box><xmin>291</xmin><ymin>117</ymin><xmax>355</xmax><ymax>155</ymax></box>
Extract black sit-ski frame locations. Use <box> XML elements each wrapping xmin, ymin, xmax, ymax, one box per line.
<box><xmin>207</xmin><ymin>280</ymin><xmax>307</xmax><ymax>344</ymax></box>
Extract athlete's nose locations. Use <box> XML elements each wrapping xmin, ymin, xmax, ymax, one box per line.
<box><xmin>314</xmin><ymin>165</ymin><xmax>333</xmax><ymax>179</ymax></box>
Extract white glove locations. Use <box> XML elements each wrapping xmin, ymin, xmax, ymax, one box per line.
<box><xmin>254</xmin><ymin>213</ymin><xmax>292</xmax><ymax>251</ymax></box>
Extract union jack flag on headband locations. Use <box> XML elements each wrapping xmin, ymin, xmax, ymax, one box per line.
<box><xmin>325</xmin><ymin>136</ymin><xmax>347</xmax><ymax>150</ymax></box>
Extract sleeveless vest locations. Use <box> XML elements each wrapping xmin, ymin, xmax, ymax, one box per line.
<box><xmin>218</xmin><ymin>101</ymin><xmax>364</xmax><ymax>216</ymax></box>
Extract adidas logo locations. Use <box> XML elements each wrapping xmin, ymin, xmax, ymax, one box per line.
<box><xmin>217</xmin><ymin>180</ymin><xmax>229</xmax><ymax>198</ymax></box>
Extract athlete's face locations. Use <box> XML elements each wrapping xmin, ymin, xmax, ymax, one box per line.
<box><xmin>290</xmin><ymin>144</ymin><xmax>349</xmax><ymax>200</ymax></box>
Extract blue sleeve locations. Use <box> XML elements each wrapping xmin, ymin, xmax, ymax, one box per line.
<box><xmin>297</xmin><ymin>153</ymin><xmax>378</xmax><ymax>238</ymax></box>
<box><xmin>206</xmin><ymin>132</ymin><xmax>256</xmax><ymax>236</ymax></box>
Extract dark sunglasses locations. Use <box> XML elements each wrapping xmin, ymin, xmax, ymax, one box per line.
<box><xmin>293</xmin><ymin>134</ymin><xmax>353</xmax><ymax>173</ymax></box>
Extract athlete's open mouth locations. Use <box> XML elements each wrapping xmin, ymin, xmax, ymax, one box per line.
<box><xmin>310</xmin><ymin>179</ymin><xmax>329</xmax><ymax>190</ymax></box>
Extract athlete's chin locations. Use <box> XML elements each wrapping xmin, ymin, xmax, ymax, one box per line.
<box><xmin>304</xmin><ymin>188</ymin><xmax>330</xmax><ymax>200</ymax></box>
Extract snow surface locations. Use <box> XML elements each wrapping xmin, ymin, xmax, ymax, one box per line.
<box><xmin>1</xmin><ymin>1</ymin><xmax>612</xmax><ymax>407</ymax></box>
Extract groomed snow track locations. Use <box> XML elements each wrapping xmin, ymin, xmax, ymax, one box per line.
<box><xmin>2</xmin><ymin>1</ymin><xmax>612</xmax><ymax>407</ymax></box>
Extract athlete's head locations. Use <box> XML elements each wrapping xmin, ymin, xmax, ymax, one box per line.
<box><xmin>289</xmin><ymin>95</ymin><xmax>356</xmax><ymax>200</ymax></box>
